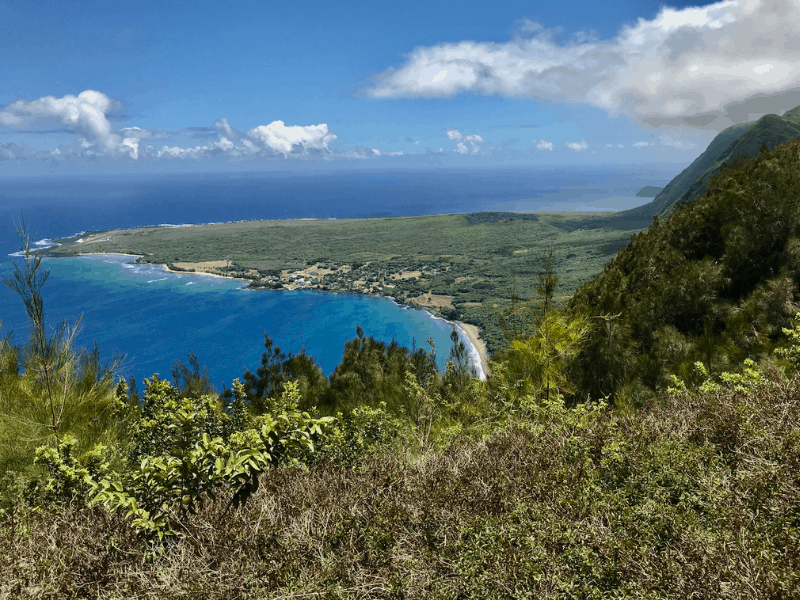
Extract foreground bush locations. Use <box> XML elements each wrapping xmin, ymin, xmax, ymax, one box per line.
<box><xmin>3</xmin><ymin>370</ymin><xmax>800</xmax><ymax>599</ymax></box>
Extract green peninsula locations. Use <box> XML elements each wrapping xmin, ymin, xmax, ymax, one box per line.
<box><xmin>49</xmin><ymin>211</ymin><xmax>650</xmax><ymax>354</ymax></box>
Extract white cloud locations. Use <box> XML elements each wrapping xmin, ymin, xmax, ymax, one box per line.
<box><xmin>215</xmin><ymin>136</ymin><xmax>236</xmax><ymax>152</ymax></box>
<box><xmin>604</xmin><ymin>144</ymin><xmax>613</xmax><ymax>149</ymax></box>
<box><xmin>565</xmin><ymin>140</ymin><xmax>588</xmax><ymax>151</ymax></box>
<box><xmin>119</xmin><ymin>126</ymin><xmax>163</xmax><ymax>140</ymax></box>
<box><xmin>157</xmin><ymin>145</ymin><xmax>206</xmax><ymax>159</ymax></box>
<box><xmin>532</xmin><ymin>138</ymin><xmax>555</xmax><ymax>150</ymax></box>
<box><xmin>446</xmin><ymin>128</ymin><xmax>484</xmax><ymax>154</ymax></box>
<box><xmin>153</xmin><ymin>119</ymin><xmax>339</xmax><ymax>161</ymax></box>
<box><xmin>0</xmin><ymin>90</ymin><xmax>139</xmax><ymax>158</ymax></box>
<box><xmin>247</xmin><ymin>120</ymin><xmax>337</xmax><ymax>156</ymax></box>
<box><xmin>155</xmin><ymin>141</ymin><xmax>235</xmax><ymax>159</ymax></box>
<box><xmin>659</xmin><ymin>132</ymin><xmax>700</xmax><ymax>150</ymax></box>
<box><xmin>0</xmin><ymin>96</ymin><xmax>373</xmax><ymax>163</ymax></box>
<box><xmin>213</xmin><ymin>117</ymin><xmax>239</xmax><ymax>139</ymax></box>
<box><xmin>155</xmin><ymin>134</ymin><xmax>254</xmax><ymax>160</ymax></box>
<box><xmin>364</xmin><ymin>0</ymin><xmax>800</xmax><ymax>131</ymax></box>
<box><xmin>633</xmin><ymin>141</ymin><xmax>651</xmax><ymax>148</ymax></box>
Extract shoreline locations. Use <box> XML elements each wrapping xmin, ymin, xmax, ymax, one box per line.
<box><xmin>455</xmin><ymin>321</ymin><xmax>490</xmax><ymax>379</ymax></box>
<box><xmin>71</xmin><ymin>251</ymin><xmax>492</xmax><ymax>379</ymax></box>
<box><xmin>162</xmin><ymin>262</ymin><xmax>249</xmax><ymax>283</ymax></box>
<box><xmin>386</xmin><ymin>293</ymin><xmax>489</xmax><ymax>380</ymax></box>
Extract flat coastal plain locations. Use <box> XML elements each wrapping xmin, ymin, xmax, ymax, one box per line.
<box><xmin>51</xmin><ymin>211</ymin><xmax>649</xmax><ymax>355</ymax></box>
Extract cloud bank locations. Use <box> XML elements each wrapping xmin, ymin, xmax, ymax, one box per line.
<box><xmin>247</xmin><ymin>121</ymin><xmax>337</xmax><ymax>156</ymax></box>
<box><xmin>0</xmin><ymin>90</ymin><xmax>140</xmax><ymax>158</ymax></box>
<box><xmin>364</xmin><ymin>0</ymin><xmax>800</xmax><ymax>131</ymax></box>
<box><xmin>0</xmin><ymin>91</ymin><xmax>345</xmax><ymax>163</ymax></box>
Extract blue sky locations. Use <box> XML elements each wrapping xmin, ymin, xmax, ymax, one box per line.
<box><xmin>2</xmin><ymin>0</ymin><xmax>799</xmax><ymax>173</ymax></box>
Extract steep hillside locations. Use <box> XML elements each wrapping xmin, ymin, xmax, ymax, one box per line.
<box><xmin>660</xmin><ymin>111</ymin><xmax>800</xmax><ymax>216</ymax></box>
<box><xmin>598</xmin><ymin>105</ymin><xmax>800</xmax><ymax>227</ymax></box>
<box><xmin>550</xmin><ymin>118</ymin><xmax>755</xmax><ymax>232</ymax></box>
<box><xmin>634</xmin><ymin>122</ymin><xmax>751</xmax><ymax>216</ymax></box>
<box><xmin>568</xmin><ymin>138</ymin><xmax>800</xmax><ymax>401</ymax></box>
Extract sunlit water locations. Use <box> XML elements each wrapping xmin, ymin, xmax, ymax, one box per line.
<box><xmin>0</xmin><ymin>254</ymin><xmax>466</xmax><ymax>390</ymax></box>
<box><xmin>0</xmin><ymin>167</ymin><xmax>679</xmax><ymax>391</ymax></box>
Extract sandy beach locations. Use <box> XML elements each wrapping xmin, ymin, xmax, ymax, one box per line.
<box><xmin>164</xmin><ymin>261</ymin><xmax>244</xmax><ymax>282</ymax></box>
<box><xmin>455</xmin><ymin>321</ymin><xmax>491</xmax><ymax>378</ymax></box>
<box><xmin>78</xmin><ymin>252</ymin><xmax>143</xmax><ymax>258</ymax></box>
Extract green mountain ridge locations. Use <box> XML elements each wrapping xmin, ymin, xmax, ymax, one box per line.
<box><xmin>660</xmin><ymin>113</ymin><xmax>800</xmax><ymax>216</ymax></box>
<box><xmin>636</xmin><ymin>104</ymin><xmax>800</xmax><ymax>218</ymax></box>
<box><xmin>557</xmin><ymin>105</ymin><xmax>800</xmax><ymax>233</ymax></box>
<box><xmin>641</xmin><ymin>121</ymin><xmax>751</xmax><ymax>216</ymax></box>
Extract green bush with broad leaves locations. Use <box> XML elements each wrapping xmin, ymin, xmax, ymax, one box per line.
<box><xmin>90</xmin><ymin>378</ymin><xmax>333</xmax><ymax>541</ymax></box>
<box><xmin>314</xmin><ymin>402</ymin><xmax>401</xmax><ymax>467</ymax></box>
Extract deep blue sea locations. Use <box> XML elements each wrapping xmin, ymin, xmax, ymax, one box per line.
<box><xmin>0</xmin><ymin>167</ymin><xmax>680</xmax><ymax>390</ymax></box>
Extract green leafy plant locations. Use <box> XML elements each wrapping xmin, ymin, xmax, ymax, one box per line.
<box><xmin>777</xmin><ymin>311</ymin><xmax>800</xmax><ymax>371</ymax></box>
<box><xmin>91</xmin><ymin>379</ymin><xmax>333</xmax><ymax>541</ymax></box>
<box><xmin>492</xmin><ymin>249</ymin><xmax>590</xmax><ymax>404</ymax></box>
<box><xmin>30</xmin><ymin>435</ymin><xmax>110</xmax><ymax>504</ymax></box>
<box><xmin>315</xmin><ymin>403</ymin><xmax>401</xmax><ymax>467</ymax></box>
<box><xmin>668</xmin><ymin>359</ymin><xmax>764</xmax><ymax>396</ymax></box>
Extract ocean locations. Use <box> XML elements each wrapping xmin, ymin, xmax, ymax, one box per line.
<box><xmin>0</xmin><ymin>166</ymin><xmax>679</xmax><ymax>390</ymax></box>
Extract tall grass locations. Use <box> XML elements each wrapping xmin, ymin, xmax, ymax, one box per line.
<box><xmin>0</xmin><ymin>224</ymin><xmax>122</xmax><ymax>491</ymax></box>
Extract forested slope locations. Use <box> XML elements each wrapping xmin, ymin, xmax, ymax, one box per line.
<box><xmin>569</xmin><ymin>138</ymin><xmax>800</xmax><ymax>401</ymax></box>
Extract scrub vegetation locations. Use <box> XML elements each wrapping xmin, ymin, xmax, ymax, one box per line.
<box><xmin>5</xmin><ymin>128</ymin><xmax>800</xmax><ymax>597</ymax></box>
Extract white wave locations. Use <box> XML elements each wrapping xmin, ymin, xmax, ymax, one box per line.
<box><xmin>386</xmin><ymin>296</ymin><xmax>486</xmax><ymax>380</ymax></box>
<box><xmin>26</xmin><ymin>238</ymin><xmax>62</xmax><ymax>251</ymax></box>
<box><xmin>452</xmin><ymin>323</ymin><xmax>487</xmax><ymax>381</ymax></box>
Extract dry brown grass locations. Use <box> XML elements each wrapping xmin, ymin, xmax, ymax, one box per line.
<box><xmin>3</xmin><ymin>375</ymin><xmax>800</xmax><ymax>598</ymax></box>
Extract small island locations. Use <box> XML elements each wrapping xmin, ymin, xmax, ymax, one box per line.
<box><xmin>635</xmin><ymin>185</ymin><xmax>664</xmax><ymax>197</ymax></box>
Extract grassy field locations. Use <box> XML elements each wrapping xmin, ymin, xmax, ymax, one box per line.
<box><xmin>50</xmin><ymin>211</ymin><xmax>651</xmax><ymax>354</ymax></box>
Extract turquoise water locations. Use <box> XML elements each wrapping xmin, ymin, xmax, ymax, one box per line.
<box><xmin>0</xmin><ymin>255</ymin><xmax>466</xmax><ymax>391</ymax></box>
<box><xmin>0</xmin><ymin>168</ymin><xmax>680</xmax><ymax>391</ymax></box>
